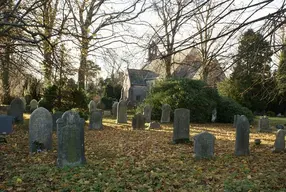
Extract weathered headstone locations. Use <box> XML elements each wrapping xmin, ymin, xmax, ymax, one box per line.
<box><xmin>52</xmin><ymin>111</ymin><xmax>64</xmax><ymax>131</ymax></box>
<box><xmin>89</xmin><ymin>110</ymin><xmax>103</xmax><ymax>130</ymax></box>
<box><xmin>112</xmin><ymin>102</ymin><xmax>118</xmax><ymax>118</ymax></box>
<box><xmin>273</xmin><ymin>129</ymin><xmax>286</xmax><ymax>153</ymax></box>
<box><xmin>88</xmin><ymin>100</ymin><xmax>97</xmax><ymax>113</ymax></box>
<box><xmin>0</xmin><ymin>115</ymin><xmax>13</xmax><ymax>134</ymax></box>
<box><xmin>57</xmin><ymin>111</ymin><xmax>86</xmax><ymax>167</ymax></box>
<box><xmin>116</xmin><ymin>100</ymin><xmax>127</xmax><ymax>123</ymax></box>
<box><xmin>143</xmin><ymin>105</ymin><xmax>152</xmax><ymax>123</ymax></box>
<box><xmin>30</xmin><ymin>99</ymin><xmax>38</xmax><ymax>112</ymax></box>
<box><xmin>132</xmin><ymin>113</ymin><xmax>145</xmax><ymax>129</ymax></box>
<box><xmin>29</xmin><ymin>107</ymin><xmax>53</xmax><ymax>153</ymax></box>
<box><xmin>211</xmin><ymin>108</ymin><xmax>217</xmax><ymax>123</ymax></box>
<box><xmin>173</xmin><ymin>108</ymin><xmax>190</xmax><ymax>143</ymax></box>
<box><xmin>193</xmin><ymin>132</ymin><xmax>216</xmax><ymax>159</ymax></box>
<box><xmin>148</xmin><ymin>121</ymin><xmax>161</xmax><ymax>129</ymax></box>
<box><xmin>161</xmin><ymin>104</ymin><xmax>171</xmax><ymax>123</ymax></box>
<box><xmin>233</xmin><ymin>114</ymin><xmax>239</xmax><ymax>128</ymax></box>
<box><xmin>8</xmin><ymin>98</ymin><xmax>24</xmax><ymax>123</ymax></box>
<box><xmin>257</xmin><ymin>116</ymin><xmax>271</xmax><ymax>132</ymax></box>
<box><xmin>20</xmin><ymin>97</ymin><xmax>26</xmax><ymax>111</ymax></box>
<box><xmin>235</xmin><ymin>115</ymin><xmax>250</xmax><ymax>156</ymax></box>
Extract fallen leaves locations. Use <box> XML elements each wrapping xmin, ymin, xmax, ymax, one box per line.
<box><xmin>1</xmin><ymin>116</ymin><xmax>286</xmax><ymax>191</ymax></box>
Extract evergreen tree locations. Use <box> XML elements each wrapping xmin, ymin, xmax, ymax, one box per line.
<box><xmin>230</xmin><ymin>29</ymin><xmax>273</xmax><ymax>111</ymax></box>
<box><xmin>277</xmin><ymin>39</ymin><xmax>286</xmax><ymax>95</ymax></box>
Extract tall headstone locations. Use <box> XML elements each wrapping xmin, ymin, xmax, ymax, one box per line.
<box><xmin>88</xmin><ymin>100</ymin><xmax>97</xmax><ymax>113</ymax></box>
<box><xmin>116</xmin><ymin>100</ymin><xmax>127</xmax><ymax>123</ymax></box>
<box><xmin>273</xmin><ymin>129</ymin><xmax>286</xmax><ymax>153</ymax></box>
<box><xmin>173</xmin><ymin>108</ymin><xmax>190</xmax><ymax>143</ymax></box>
<box><xmin>89</xmin><ymin>110</ymin><xmax>103</xmax><ymax>130</ymax></box>
<box><xmin>20</xmin><ymin>97</ymin><xmax>26</xmax><ymax>111</ymax></box>
<box><xmin>30</xmin><ymin>99</ymin><xmax>38</xmax><ymax>112</ymax></box>
<box><xmin>143</xmin><ymin>104</ymin><xmax>152</xmax><ymax>123</ymax></box>
<box><xmin>161</xmin><ymin>104</ymin><xmax>171</xmax><ymax>123</ymax></box>
<box><xmin>235</xmin><ymin>115</ymin><xmax>250</xmax><ymax>156</ymax></box>
<box><xmin>233</xmin><ymin>114</ymin><xmax>239</xmax><ymax>128</ymax></box>
<box><xmin>211</xmin><ymin>108</ymin><xmax>217</xmax><ymax>123</ymax></box>
<box><xmin>132</xmin><ymin>113</ymin><xmax>145</xmax><ymax>129</ymax></box>
<box><xmin>194</xmin><ymin>132</ymin><xmax>216</xmax><ymax>159</ymax></box>
<box><xmin>29</xmin><ymin>107</ymin><xmax>53</xmax><ymax>152</ymax></box>
<box><xmin>258</xmin><ymin>116</ymin><xmax>271</xmax><ymax>132</ymax></box>
<box><xmin>112</xmin><ymin>102</ymin><xmax>118</xmax><ymax>118</ymax></box>
<box><xmin>8</xmin><ymin>98</ymin><xmax>24</xmax><ymax>123</ymax></box>
<box><xmin>52</xmin><ymin>111</ymin><xmax>64</xmax><ymax>131</ymax></box>
<box><xmin>57</xmin><ymin>111</ymin><xmax>86</xmax><ymax>167</ymax></box>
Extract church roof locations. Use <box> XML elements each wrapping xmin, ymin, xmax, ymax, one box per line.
<box><xmin>127</xmin><ymin>69</ymin><xmax>159</xmax><ymax>86</ymax></box>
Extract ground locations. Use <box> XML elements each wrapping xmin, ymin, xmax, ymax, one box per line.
<box><xmin>1</xmin><ymin>114</ymin><xmax>286</xmax><ymax>191</ymax></box>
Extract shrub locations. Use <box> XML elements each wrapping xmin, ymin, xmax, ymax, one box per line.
<box><xmin>71</xmin><ymin>108</ymin><xmax>89</xmax><ymax>120</ymax></box>
<box><xmin>138</xmin><ymin>78</ymin><xmax>220</xmax><ymax>123</ymax></box>
<box><xmin>266</xmin><ymin>111</ymin><xmax>275</xmax><ymax>117</ymax></box>
<box><xmin>217</xmin><ymin>96</ymin><xmax>254</xmax><ymax>123</ymax></box>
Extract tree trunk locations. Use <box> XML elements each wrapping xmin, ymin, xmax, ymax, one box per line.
<box><xmin>164</xmin><ymin>55</ymin><xmax>172</xmax><ymax>78</ymax></box>
<box><xmin>78</xmin><ymin>32</ymin><xmax>89</xmax><ymax>90</ymax></box>
<box><xmin>2</xmin><ymin>42</ymin><xmax>11</xmax><ymax>104</ymax></box>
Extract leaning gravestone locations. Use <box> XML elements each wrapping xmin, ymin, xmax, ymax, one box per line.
<box><xmin>132</xmin><ymin>113</ymin><xmax>145</xmax><ymax>129</ymax></box>
<box><xmin>88</xmin><ymin>100</ymin><xmax>97</xmax><ymax>113</ymax></box>
<box><xmin>143</xmin><ymin>105</ymin><xmax>152</xmax><ymax>123</ymax></box>
<box><xmin>257</xmin><ymin>116</ymin><xmax>271</xmax><ymax>132</ymax></box>
<box><xmin>52</xmin><ymin>111</ymin><xmax>64</xmax><ymax>131</ymax></box>
<box><xmin>235</xmin><ymin>115</ymin><xmax>250</xmax><ymax>156</ymax></box>
<box><xmin>29</xmin><ymin>107</ymin><xmax>53</xmax><ymax>153</ymax></box>
<box><xmin>57</xmin><ymin>111</ymin><xmax>86</xmax><ymax>167</ymax></box>
<box><xmin>273</xmin><ymin>129</ymin><xmax>286</xmax><ymax>153</ymax></box>
<box><xmin>173</xmin><ymin>108</ymin><xmax>190</xmax><ymax>143</ymax></box>
<box><xmin>8</xmin><ymin>98</ymin><xmax>24</xmax><ymax>123</ymax></box>
<box><xmin>89</xmin><ymin>110</ymin><xmax>103</xmax><ymax>130</ymax></box>
<box><xmin>30</xmin><ymin>99</ymin><xmax>38</xmax><ymax>112</ymax></box>
<box><xmin>116</xmin><ymin>100</ymin><xmax>127</xmax><ymax>123</ymax></box>
<box><xmin>20</xmin><ymin>97</ymin><xmax>26</xmax><ymax>111</ymax></box>
<box><xmin>112</xmin><ymin>102</ymin><xmax>118</xmax><ymax>118</ymax></box>
<box><xmin>194</xmin><ymin>132</ymin><xmax>216</xmax><ymax>159</ymax></box>
<box><xmin>161</xmin><ymin>104</ymin><xmax>171</xmax><ymax>123</ymax></box>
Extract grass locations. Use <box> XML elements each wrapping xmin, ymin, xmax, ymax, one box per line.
<box><xmin>1</xmin><ymin>113</ymin><xmax>286</xmax><ymax>191</ymax></box>
<box><xmin>253</xmin><ymin>116</ymin><xmax>286</xmax><ymax>127</ymax></box>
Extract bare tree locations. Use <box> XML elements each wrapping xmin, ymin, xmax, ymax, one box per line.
<box><xmin>66</xmin><ymin>0</ymin><xmax>149</xmax><ymax>89</ymax></box>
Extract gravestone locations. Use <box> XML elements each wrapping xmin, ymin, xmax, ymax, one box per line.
<box><xmin>132</xmin><ymin>113</ymin><xmax>145</xmax><ymax>129</ymax></box>
<box><xmin>143</xmin><ymin>105</ymin><xmax>152</xmax><ymax>123</ymax></box>
<box><xmin>211</xmin><ymin>108</ymin><xmax>217</xmax><ymax>123</ymax></box>
<box><xmin>116</xmin><ymin>100</ymin><xmax>127</xmax><ymax>123</ymax></box>
<box><xmin>173</xmin><ymin>108</ymin><xmax>190</xmax><ymax>143</ymax></box>
<box><xmin>29</xmin><ymin>107</ymin><xmax>53</xmax><ymax>153</ymax></box>
<box><xmin>148</xmin><ymin>121</ymin><xmax>161</xmax><ymax>129</ymax></box>
<box><xmin>161</xmin><ymin>104</ymin><xmax>171</xmax><ymax>123</ymax></box>
<box><xmin>276</xmin><ymin>124</ymin><xmax>284</xmax><ymax>130</ymax></box>
<box><xmin>57</xmin><ymin>111</ymin><xmax>86</xmax><ymax>167</ymax></box>
<box><xmin>30</xmin><ymin>99</ymin><xmax>38</xmax><ymax>112</ymax></box>
<box><xmin>112</xmin><ymin>102</ymin><xmax>118</xmax><ymax>118</ymax></box>
<box><xmin>235</xmin><ymin>115</ymin><xmax>250</xmax><ymax>156</ymax></box>
<box><xmin>20</xmin><ymin>97</ymin><xmax>26</xmax><ymax>111</ymax></box>
<box><xmin>52</xmin><ymin>111</ymin><xmax>64</xmax><ymax>131</ymax></box>
<box><xmin>0</xmin><ymin>115</ymin><xmax>13</xmax><ymax>134</ymax></box>
<box><xmin>194</xmin><ymin>132</ymin><xmax>216</xmax><ymax>159</ymax></box>
<box><xmin>258</xmin><ymin>116</ymin><xmax>271</xmax><ymax>132</ymax></box>
<box><xmin>8</xmin><ymin>98</ymin><xmax>24</xmax><ymax>123</ymax></box>
<box><xmin>273</xmin><ymin>129</ymin><xmax>286</xmax><ymax>153</ymax></box>
<box><xmin>89</xmin><ymin>110</ymin><xmax>103</xmax><ymax>130</ymax></box>
<box><xmin>233</xmin><ymin>115</ymin><xmax>239</xmax><ymax>128</ymax></box>
<box><xmin>88</xmin><ymin>100</ymin><xmax>97</xmax><ymax>113</ymax></box>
